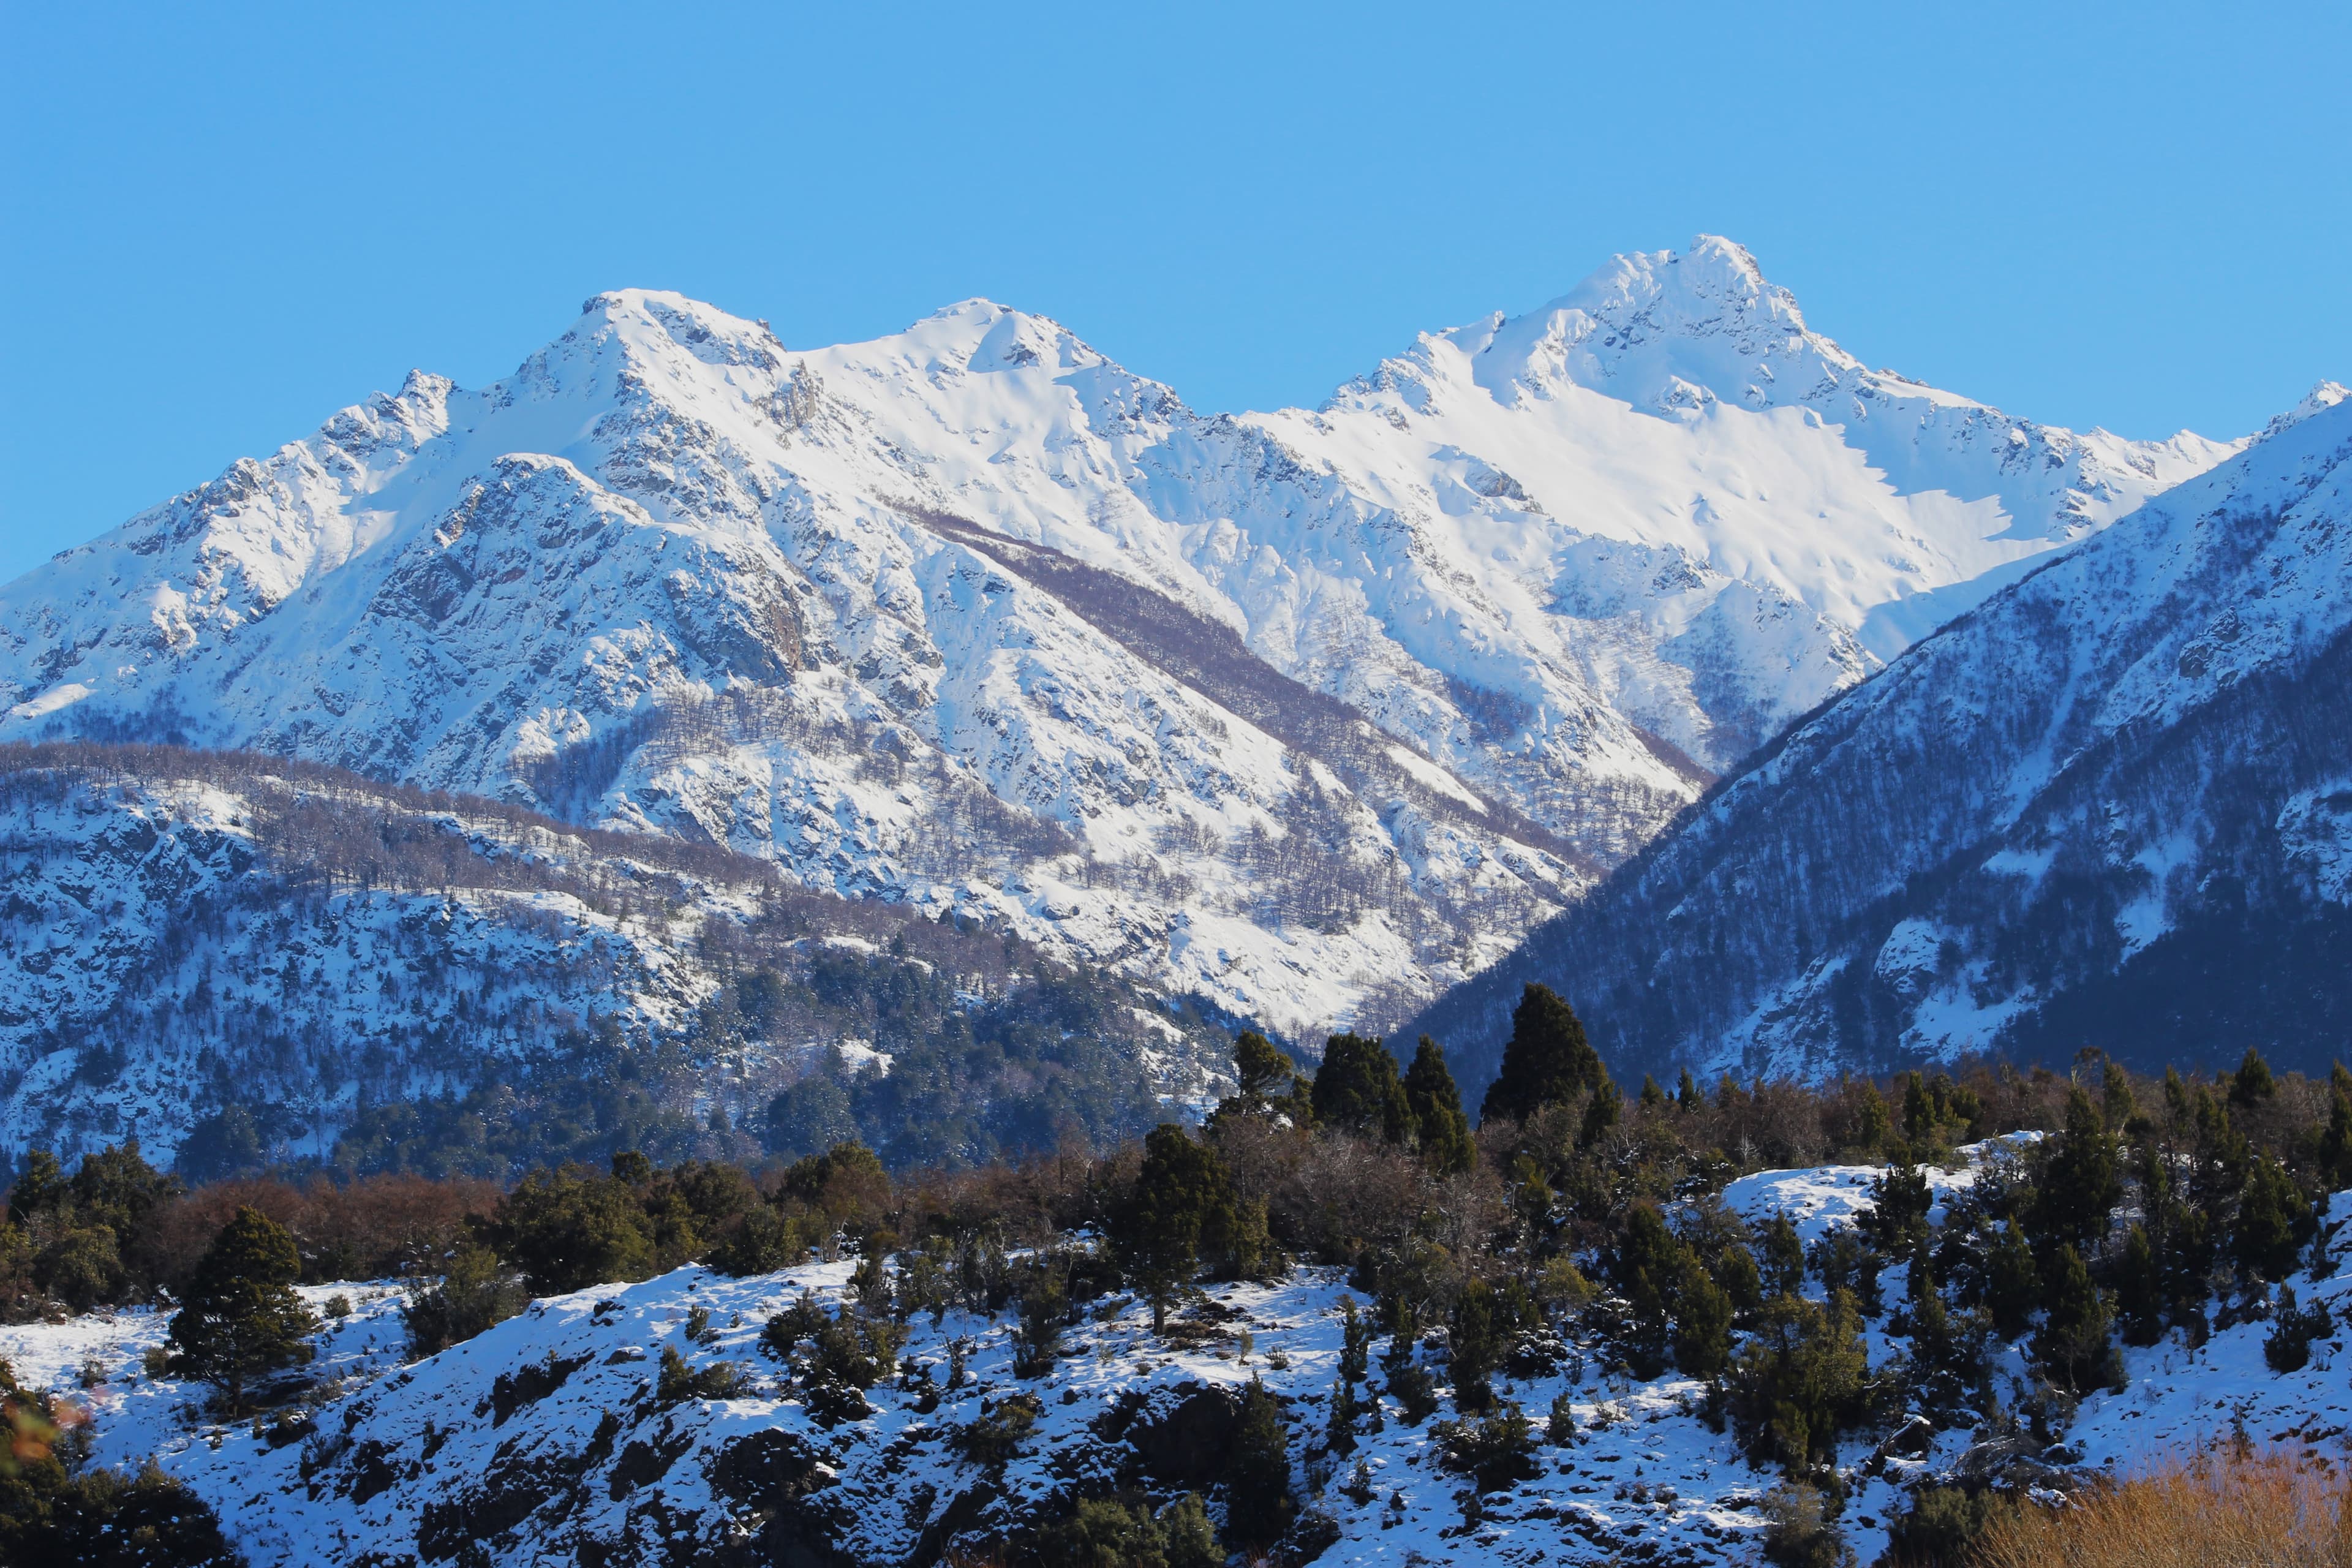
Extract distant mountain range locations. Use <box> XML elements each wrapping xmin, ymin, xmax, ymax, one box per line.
<box><xmin>1</xmin><ymin>238</ymin><xmax>2273</xmax><ymax>1049</ymax></box>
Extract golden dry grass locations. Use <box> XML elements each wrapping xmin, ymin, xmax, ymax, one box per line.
<box><xmin>1976</xmin><ymin>1448</ymin><xmax>2352</xmax><ymax>1568</ymax></box>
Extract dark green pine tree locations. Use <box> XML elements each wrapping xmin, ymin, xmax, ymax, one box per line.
<box><xmin>1986</xmin><ymin>1223</ymin><xmax>2041</xmax><ymax>1341</ymax></box>
<box><xmin>1116</xmin><ymin>1126</ymin><xmax>1238</xmax><ymax>1333</ymax></box>
<box><xmin>1639</xmin><ymin>1076</ymin><xmax>1668</xmax><ymax>1112</ymax></box>
<box><xmin>1480</xmin><ymin>984</ymin><xmax>1607</xmax><ymax>1126</ymax></box>
<box><xmin>1214</xmin><ymin>1031</ymin><xmax>1312</xmax><ymax>1126</ymax></box>
<box><xmin>2233</xmin><ymin>1155</ymin><xmax>2311</xmax><ymax>1283</ymax></box>
<box><xmin>1614</xmin><ymin>1202</ymin><xmax>1683</xmax><ymax>1378</ymax></box>
<box><xmin>2033</xmin><ymin>1244</ymin><xmax>2117</xmax><ymax>1394</ymax></box>
<box><xmin>1225</xmin><ymin>1375</ymin><xmax>1295</xmax><ymax>1546</ymax></box>
<box><xmin>2229</xmin><ymin>1046</ymin><xmax>2276</xmax><ymax>1109</ymax></box>
<box><xmin>2029</xmin><ymin>1087</ymin><xmax>2122</xmax><ymax>1255</ymax></box>
<box><xmin>1402</xmin><ymin>1036</ymin><xmax>1474</xmax><ymax>1175</ymax></box>
<box><xmin>167</xmin><ymin>1205</ymin><xmax>319</xmax><ymax>1411</ymax></box>
<box><xmin>1310</xmin><ymin>1033</ymin><xmax>1412</xmax><ymax>1144</ymax></box>
<box><xmin>1449</xmin><ymin>1280</ymin><xmax>1501</xmax><ymax>1412</ymax></box>
<box><xmin>2100</xmin><ymin>1058</ymin><xmax>2139</xmax><ymax>1132</ymax></box>
<box><xmin>1338</xmin><ymin>1295</ymin><xmax>1370</xmax><ymax>1386</ymax></box>
<box><xmin>1672</xmin><ymin>1254</ymin><xmax>1735</xmax><ymax>1378</ymax></box>
<box><xmin>1324</xmin><ymin>1368</ymin><xmax>1358</xmax><ymax>1456</ymax></box>
<box><xmin>1677</xmin><ymin>1068</ymin><xmax>1703</xmax><ymax>1112</ymax></box>
<box><xmin>2115</xmin><ymin>1224</ymin><xmax>2163</xmax><ymax>1347</ymax></box>
<box><xmin>1758</xmin><ymin>1213</ymin><xmax>1806</xmax><ymax>1300</ymax></box>
<box><xmin>1326</xmin><ymin>1295</ymin><xmax>1369</xmax><ymax>1453</ymax></box>
<box><xmin>1577</xmin><ymin>1079</ymin><xmax>1624</xmax><ymax>1149</ymax></box>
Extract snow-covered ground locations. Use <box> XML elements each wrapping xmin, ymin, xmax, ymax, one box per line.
<box><xmin>9</xmin><ymin>1152</ymin><xmax>2344</xmax><ymax>1566</ymax></box>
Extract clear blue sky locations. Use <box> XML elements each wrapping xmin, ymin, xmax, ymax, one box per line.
<box><xmin>4</xmin><ymin>2</ymin><xmax>2347</xmax><ymax>584</ymax></box>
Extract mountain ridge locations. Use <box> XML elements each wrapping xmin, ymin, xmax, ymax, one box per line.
<box><xmin>1409</xmin><ymin>395</ymin><xmax>2352</xmax><ymax>1094</ymax></box>
<box><xmin>0</xmin><ymin>239</ymin><xmax>2278</xmax><ymax>1039</ymax></box>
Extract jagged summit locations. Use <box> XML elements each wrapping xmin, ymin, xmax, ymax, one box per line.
<box><xmin>0</xmin><ymin>246</ymin><xmax>2297</xmax><ymax>1046</ymax></box>
<box><xmin>2264</xmin><ymin>379</ymin><xmax>2351</xmax><ymax>438</ymax></box>
<box><xmin>1437</xmin><ymin>234</ymin><xmax>1847</xmax><ymax>410</ymax></box>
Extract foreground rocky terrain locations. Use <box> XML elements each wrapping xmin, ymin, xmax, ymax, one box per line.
<box><xmin>8</xmin><ymin>1145</ymin><xmax>2343</xmax><ymax>1566</ymax></box>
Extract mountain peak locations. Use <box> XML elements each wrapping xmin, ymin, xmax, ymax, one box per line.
<box><xmin>2262</xmin><ymin>379</ymin><xmax>2351</xmax><ymax>440</ymax></box>
<box><xmin>1423</xmin><ymin>235</ymin><xmax>1856</xmax><ymax>413</ymax></box>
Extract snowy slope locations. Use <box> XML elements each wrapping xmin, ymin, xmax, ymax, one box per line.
<box><xmin>15</xmin><ymin>1150</ymin><xmax>2343</xmax><ymax>1567</ymax></box>
<box><xmin>0</xmin><ymin>241</ymin><xmax>2262</xmax><ymax>1035</ymax></box>
<box><xmin>1415</xmin><ymin>397</ymin><xmax>2352</xmax><ymax>1090</ymax></box>
<box><xmin>0</xmin><ymin>747</ymin><xmax>1234</xmax><ymax>1168</ymax></box>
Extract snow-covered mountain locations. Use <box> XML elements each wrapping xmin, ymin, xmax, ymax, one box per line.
<box><xmin>1414</xmin><ymin>396</ymin><xmax>2352</xmax><ymax>1092</ymax></box>
<box><xmin>0</xmin><ymin>745</ymin><xmax>1231</xmax><ymax>1167</ymax></box>
<box><xmin>0</xmin><ymin>239</ymin><xmax>2263</xmax><ymax>1036</ymax></box>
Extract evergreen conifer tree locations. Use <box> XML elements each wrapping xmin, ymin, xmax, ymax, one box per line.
<box><xmin>2032</xmin><ymin>1244</ymin><xmax>2116</xmax><ymax>1394</ymax></box>
<box><xmin>1759</xmin><ymin>1213</ymin><xmax>1806</xmax><ymax>1300</ymax></box>
<box><xmin>1213</xmin><ymin>1031</ymin><xmax>1312</xmax><ymax>1126</ymax></box>
<box><xmin>2115</xmin><ymin>1224</ymin><xmax>2163</xmax><ymax>1346</ymax></box>
<box><xmin>1325</xmin><ymin>1370</ymin><xmax>1358</xmax><ymax>1456</ymax></box>
<box><xmin>1449</xmin><ymin>1280</ymin><xmax>1501</xmax><ymax>1411</ymax></box>
<box><xmin>1986</xmin><ymin>1224</ymin><xmax>2040</xmax><ymax>1340</ymax></box>
<box><xmin>484</xmin><ymin>1167</ymin><xmax>657</xmax><ymax>1295</ymax></box>
<box><xmin>2230</xmin><ymin>1046</ymin><xmax>2276</xmax><ymax>1109</ymax></box>
<box><xmin>1615</xmin><ymin>1203</ymin><xmax>1683</xmax><ymax>1376</ymax></box>
<box><xmin>2233</xmin><ymin>1155</ymin><xmax>2310</xmax><ymax>1282</ymax></box>
<box><xmin>167</xmin><ymin>1206</ymin><xmax>318</xmax><ymax>1411</ymax></box>
<box><xmin>1225</xmin><ymin>1375</ymin><xmax>1295</xmax><ymax>1545</ymax></box>
<box><xmin>1117</xmin><ymin>1126</ymin><xmax>1238</xmax><ymax>1332</ymax></box>
<box><xmin>1677</xmin><ymin>1068</ymin><xmax>1703</xmax><ymax>1112</ymax></box>
<box><xmin>1672</xmin><ymin>1254</ymin><xmax>1734</xmax><ymax>1378</ymax></box>
<box><xmin>1402</xmin><ymin>1037</ymin><xmax>1474</xmax><ymax>1175</ymax></box>
<box><xmin>2100</xmin><ymin>1058</ymin><xmax>2138</xmax><ymax>1131</ymax></box>
<box><xmin>2320</xmin><ymin>1065</ymin><xmax>2352</xmax><ymax>1188</ymax></box>
<box><xmin>1578</xmin><ymin>1079</ymin><xmax>1624</xmax><ymax>1148</ymax></box>
<box><xmin>1338</xmin><ymin>1295</ymin><xmax>1370</xmax><ymax>1386</ymax></box>
<box><xmin>1310</xmin><ymin>1034</ymin><xmax>1412</xmax><ymax>1143</ymax></box>
<box><xmin>1480</xmin><ymin>984</ymin><xmax>1607</xmax><ymax>1125</ymax></box>
<box><xmin>2030</xmin><ymin>1087</ymin><xmax>2122</xmax><ymax>1256</ymax></box>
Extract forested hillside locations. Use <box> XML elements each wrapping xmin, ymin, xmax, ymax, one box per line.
<box><xmin>4</xmin><ymin>1000</ymin><xmax>2346</xmax><ymax>1565</ymax></box>
<box><xmin>0</xmin><ymin>742</ymin><xmax>1232</xmax><ymax>1178</ymax></box>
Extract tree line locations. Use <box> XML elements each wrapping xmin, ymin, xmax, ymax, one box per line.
<box><xmin>6</xmin><ymin>982</ymin><xmax>2349</xmax><ymax>1565</ymax></box>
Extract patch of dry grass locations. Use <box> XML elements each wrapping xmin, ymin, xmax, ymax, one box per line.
<box><xmin>1977</xmin><ymin>1448</ymin><xmax>2352</xmax><ymax>1568</ymax></box>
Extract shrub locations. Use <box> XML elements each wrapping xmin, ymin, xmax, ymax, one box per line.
<box><xmin>0</xmin><ymin>1453</ymin><xmax>241</xmax><ymax>1567</ymax></box>
<box><xmin>952</xmin><ymin>1393</ymin><xmax>1041</xmax><ymax>1466</ymax></box>
<box><xmin>2263</xmin><ymin>1287</ymin><xmax>2336</xmax><ymax>1374</ymax></box>
<box><xmin>1026</xmin><ymin>1491</ymin><xmax>1221</xmax><ymax>1568</ymax></box>
<box><xmin>655</xmin><ymin>1344</ymin><xmax>744</xmax><ymax>1404</ymax></box>
<box><xmin>1883</xmin><ymin>1483</ymin><xmax>2018</xmax><ymax>1567</ymax></box>
<box><xmin>403</xmin><ymin>1242</ymin><xmax>526</xmax><ymax>1357</ymax></box>
<box><xmin>1436</xmin><ymin>1404</ymin><xmax>1540</xmax><ymax>1493</ymax></box>
<box><xmin>1761</xmin><ymin>1481</ymin><xmax>1854</xmax><ymax>1568</ymax></box>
